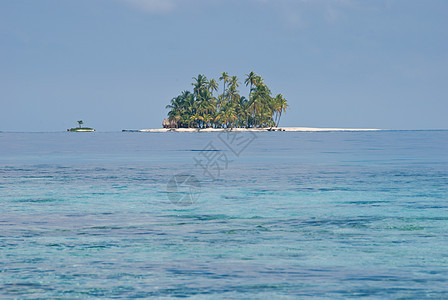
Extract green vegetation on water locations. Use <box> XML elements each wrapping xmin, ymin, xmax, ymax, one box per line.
<box><xmin>68</xmin><ymin>127</ymin><xmax>95</xmax><ymax>132</ymax></box>
<box><xmin>67</xmin><ymin>120</ymin><xmax>95</xmax><ymax>132</ymax></box>
<box><xmin>165</xmin><ymin>72</ymin><xmax>289</xmax><ymax>129</ymax></box>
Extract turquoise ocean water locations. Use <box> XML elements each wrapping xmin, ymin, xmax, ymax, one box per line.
<box><xmin>1</xmin><ymin>131</ymin><xmax>448</xmax><ymax>298</ymax></box>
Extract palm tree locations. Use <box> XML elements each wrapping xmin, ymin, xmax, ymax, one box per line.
<box><xmin>217</xmin><ymin>94</ymin><xmax>225</xmax><ymax>110</ymax></box>
<box><xmin>192</xmin><ymin>74</ymin><xmax>208</xmax><ymax>97</ymax></box>
<box><xmin>215</xmin><ymin>105</ymin><xmax>227</xmax><ymax>128</ymax></box>
<box><xmin>227</xmin><ymin>85</ymin><xmax>240</xmax><ymax>104</ymax></box>
<box><xmin>77</xmin><ymin>120</ymin><xmax>83</xmax><ymax>128</ymax></box>
<box><xmin>208</xmin><ymin>78</ymin><xmax>218</xmax><ymax>97</ymax></box>
<box><xmin>244</xmin><ymin>71</ymin><xmax>257</xmax><ymax>95</ymax></box>
<box><xmin>219</xmin><ymin>72</ymin><xmax>229</xmax><ymax>97</ymax></box>
<box><xmin>219</xmin><ymin>102</ymin><xmax>237</xmax><ymax>128</ymax></box>
<box><xmin>237</xmin><ymin>96</ymin><xmax>250</xmax><ymax>128</ymax></box>
<box><xmin>249</xmin><ymin>83</ymin><xmax>273</xmax><ymax>127</ymax></box>
<box><xmin>190</xmin><ymin>113</ymin><xmax>203</xmax><ymax>128</ymax></box>
<box><xmin>229</xmin><ymin>76</ymin><xmax>239</xmax><ymax>89</ymax></box>
<box><xmin>274</xmin><ymin>94</ymin><xmax>289</xmax><ymax>127</ymax></box>
<box><xmin>254</xmin><ymin>75</ymin><xmax>264</xmax><ymax>87</ymax></box>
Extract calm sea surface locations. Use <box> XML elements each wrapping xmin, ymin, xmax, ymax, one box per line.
<box><xmin>1</xmin><ymin>131</ymin><xmax>448</xmax><ymax>298</ymax></box>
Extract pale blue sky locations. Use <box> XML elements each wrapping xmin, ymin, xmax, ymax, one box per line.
<box><xmin>1</xmin><ymin>0</ymin><xmax>447</xmax><ymax>131</ymax></box>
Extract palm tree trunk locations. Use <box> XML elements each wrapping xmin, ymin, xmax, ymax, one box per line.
<box><xmin>223</xmin><ymin>82</ymin><xmax>226</xmax><ymax>100</ymax></box>
<box><xmin>277</xmin><ymin>110</ymin><xmax>282</xmax><ymax>127</ymax></box>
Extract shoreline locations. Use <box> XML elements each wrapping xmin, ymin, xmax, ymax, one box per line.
<box><xmin>122</xmin><ymin>127</ymin><xmax>381</xmax><ymax>133</ymax></box>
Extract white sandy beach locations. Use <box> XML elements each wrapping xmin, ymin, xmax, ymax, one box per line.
<box><xmin>124</xmin><ymin>127</ymin><xmax>381</xmax><ymax>133</ymax></box>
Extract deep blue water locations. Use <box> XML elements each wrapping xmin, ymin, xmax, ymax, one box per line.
<box><xmin>1</xmin><ymin>131</ymin><xmax>448</xmax><ymax>298</ymax></box>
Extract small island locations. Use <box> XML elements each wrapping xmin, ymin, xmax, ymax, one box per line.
<box><xmin>123</xmin><ymin>72</ymin><xmax>380</xmax><ymax>132</ymax></box>
<box><xmin>67</xmin><ymin>120</ymin><xmax>95</xmax><ymax>132</ymax></box>
<box><xmin>163</xmin><ymin>72</ymin><xmax>289</xmax><ymax>129</ymax></box>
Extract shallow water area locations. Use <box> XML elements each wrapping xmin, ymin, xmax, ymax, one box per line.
<box><xmin>1</xmin><ymin>131</ymin><xmax>448</xmax><ymax>298</ymax></box>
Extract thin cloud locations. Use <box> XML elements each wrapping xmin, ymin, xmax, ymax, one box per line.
<box><xmin>121</xmin><ymin>0</ymin><xmax>176</xmax><ymax>14</ymax></box>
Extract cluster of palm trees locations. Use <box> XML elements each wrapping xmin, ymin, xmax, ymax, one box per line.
<box><xmin>165</xmin><ymin>72</ymin><xmax>289</xmax><ymax>128</ymax></box>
